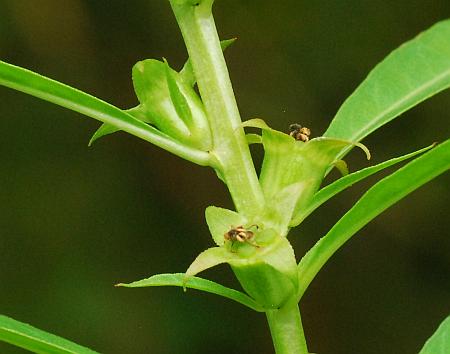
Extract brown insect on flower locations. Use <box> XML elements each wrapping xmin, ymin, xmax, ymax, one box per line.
<box><xmin>224</xmin><ymin>225</ymin><xmax>260</xmax><ymax>248</ymax></box>
<box><xmin>289</xmin><ymin>123</ymin><xmax>311</xmax><ymax>142</ymax></box>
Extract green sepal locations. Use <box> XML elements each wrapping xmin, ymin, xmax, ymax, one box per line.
<box><xmin>185</xmin><ymin>230</ymin><xmax>299</xmax><ymax>309</ymax></box>
<box><xmin>291</xmin><ymin>143</ymin><xmax>435</xmax><ymax>226</ymax></box>
<box><xmin>262</xmin><ymin>182</ymin><xmax>307</xmax><ymax>235</ymax></box>
<box><xmin>243</xmin><ymin>119</ymin><xmax>370</xmax><ymax>229</ymax></box>
<box><xmin>333</xmin><ymin>159</ymin><xmax>349</xmax><ymax>176</ymax></box>
<box><xmin>89</xmin><ymin>39</ymin><xmax>235</xmax><ymax>146</ymax></box>
<box><xmin>205</xmin><ymin>206</ymin><xmax>247</xmax><ymax>246</ymax></box>
<box><xmin>245</xmin><ymin>133</ymin><xmax>262</xmax><ymax>145</ymax></box>
<box><xmin>163</xmin><ymin>60</ymin><xmax>212</xmax><ymax>150</ymax></box>
<box><xmin>231</xmin><ymin>234</ymin><xmax>298</xmax><ymax>309</ymax></box>
<box><xmin>132</xmin><ymin>59</ymin><xmax>211</xmax><ymax>149</ymax></box>
<box><xmin>185</xmin><ymin>247</ymin><xmax>239</xmax><ymax>279</ymax></box>
<box><xmin>132</xmin><ymin>59</ymin><xmax>186</xmax><ymax>136</ymax></box>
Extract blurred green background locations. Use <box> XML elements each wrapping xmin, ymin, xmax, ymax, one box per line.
<box><xmin>1</xmin><ymin>1</ymin><xmax>449</xmax><ymax>353</ymax></box>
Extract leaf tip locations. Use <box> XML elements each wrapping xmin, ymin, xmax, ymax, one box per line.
<box><xmin>355</xmin><ymin>142</ymin><xmax>371</xmax><ymax>160</ymax></box>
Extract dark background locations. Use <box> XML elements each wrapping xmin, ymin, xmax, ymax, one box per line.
<box><xmin>1</xmin><ymin>1</ymin><xmax>449</xmax><ymax>353</ymax></box>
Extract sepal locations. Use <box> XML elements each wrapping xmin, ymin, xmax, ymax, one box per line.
<box><xmin>184</xmin><ymin>228</ymin><xmax>299</xmax><ymax>309</ymax></box>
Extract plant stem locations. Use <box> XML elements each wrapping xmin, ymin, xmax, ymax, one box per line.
<box><xmin>266</xmin><ymin>300</ymin><xmax>309</xmax><ymax>354</ymax></box>
<box><xmin>169</xmin><ymin>0</ymin><xmax>265</xmax><ymax>219</ymax></box>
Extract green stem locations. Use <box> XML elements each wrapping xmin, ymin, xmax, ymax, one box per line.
<box><xmin>266</xmin><ymin>300</ymin><xmax>309</xmax><ymax>354</ymax></box>
<box><xmin>169</xmin><ymin>0</ymin><xmax>265</xmax><ymax>218</ymax></box>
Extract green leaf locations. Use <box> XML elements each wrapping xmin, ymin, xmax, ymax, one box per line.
<box><xmin>297</xmin><ymin>139</ymin><xmax>450</xmax><ymax>299</ymax></box>
<box><xmin>89</xmin><ymin>106</ymin><xmax>149</xmax><ymax>146</ymax></box>
<box><xmin>419</xmin><ymin>316</ymin><xmax>450</xmax><ymax>354</ymax></box>
<box><xmin>0</xmin><ymin>315</ymin><xmax>98</xmax><ymax>354</ymax></box>
<box><xmin>291</xmin><ymin>144</ymin><xmax>435</xmax><ymax>226</ymax></box>
<box><xmin>88</xmin><ymin>123</ymin><xmax>120</xmax><ymax>146</ymax></box>
<box><xmin>116</xmin><ymin>273</ymin><xmax>264</xmax><ymax>312</ymax></box>
<box><xmin>324</xmin><ymin>20</ymin><xmax>450</xmax><ymax>154</ymax></box>
<box><xmin>180</xmin><ymin>38</ymin><xmax>236</xmax><ymax>87</ymax></box>
<box><xmin>205</xmin><ymin>206</ymin><xmax>247</xmax><ymax>246</ymax></box>
<box><xmin>0</xmin><ymin>60</ymin><xmax>210</xmax><ymax>166</ymax></box>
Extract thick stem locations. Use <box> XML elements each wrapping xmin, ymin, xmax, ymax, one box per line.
<box><xmin>266</xmin><ymin>300</ymin><xmax>309</xmax><ymax>354</ymax></box>
<box><xmin>169</xmin><ymin>0</ymin><xmax>265</xmax><ymax>219</ymax></box>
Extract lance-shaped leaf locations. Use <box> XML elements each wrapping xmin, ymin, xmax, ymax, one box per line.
<box><xmin>0</xmin><ymin>314</ymin><xmax>98</xmax><ymax>354</ymax></box>
<box><xmin>419</xmin><ymin>316</ymin><xmax>450</xmax><ymax>354</ymax></box>
<box><xmin>297</xmin><ymin>139</ymin><xmax>450</xmax><ymax>299</ymax></box>
<box><xmin>324</xmin><ymin>20</ymin><xmax>450</xmax><ymax>158</ymax></box>
<box><xmin>116</xmin><ymin>273</ymin><xmax>264</xmax><ymax>312</ymax></box>
<box><xmin>290</xmin><ymin>144</ymin><xmax>435</xmax><ymax>226</ymax></box>
<box><xmin>0</xmin><ymin>60</ymin><xmax>210</xmax><ymax>166</ymax></box>
<box><xmin>88</xmin><ymin>106</ymin><xmax>148</xmax><ymax>146</ymax></box>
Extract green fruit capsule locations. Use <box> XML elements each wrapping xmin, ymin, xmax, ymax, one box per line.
<box><xmin>132</xmin><ymin>59</ymin><xmax>212</xmax><ymax>151</ymax></box>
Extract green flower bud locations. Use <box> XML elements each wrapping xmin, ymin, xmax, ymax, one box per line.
<box><xmin>132</xmin><ymin>59</ymin><xmax>212</xmax><ymax>150</ymax></box>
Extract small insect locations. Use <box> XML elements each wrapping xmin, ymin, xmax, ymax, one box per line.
<box><xmin>224</xmin><ymin>225</ymin><xmax>260</xmax><ymax>249</ymax></box>
<box><xmin>289</xmin><ymin>123</ymin><xmax>311</xmax><ymax>142</ymax></box>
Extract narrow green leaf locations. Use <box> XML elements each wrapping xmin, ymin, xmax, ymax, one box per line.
<box><xmin>89</xmin><ymin>106</ymin><xmax>149</xmax><ymax>146</ymax></box>
<box><xmin>324</xmin><ymin>20</ymin><xmax>450</xmax><ymax>154</ymax></box>
<box><xmin>116</xmin><ymin>273</ymin><xmax>264</xmax><ymax>312</ymax></box>
<box><xmin>88</xmin><ymin>123</ymin><xmax>120</xmax><ymax>146</ymax></box>
<box><xmin>297</xmin><ymin>140</ymin><xmax>450</xmax><ymax>298</ymax></box>
<box><xmin>205</xmin><ymin>206</ymin><xmax>247</xmax><ymax>246</ymax></box>
<box><xmin>0</xmin><ymin>315</ymin><xmax>98</xmax><ymax>354</ymax></box>
<box><xmin>0</xmin><ymin>60</ymin><xmax>210</xmax><ymax>166</ymax></box>
<box><xmin>291</xmin><ymin>144</ymin><xmax>435</xmax><ymax>226</ymax></box>
<box><xmin>180</xmin><ymin>38</ymin><xmax>236</xmax><ymax>86</ymax></box>
<box><xmin>419</xmin><ymin>316</ymin><xmax>450</xmax><ymax>354</ymax></box>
